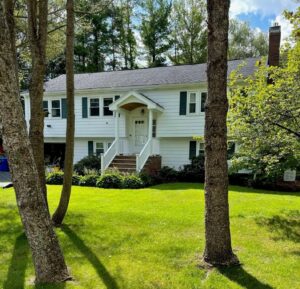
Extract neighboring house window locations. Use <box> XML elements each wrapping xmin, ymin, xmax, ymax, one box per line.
<box><xmin>103</xmin><ymin>98</ymin><xmax>113</xmax><ymax>116</ymax></box>
<box><xmin>188</xmin><ymin>92</ymin><xmax>197</xmax><ymax>114</ymax></box>
<box><xmin>51</xmin><ymin>100</ymin><xmax>61</xmax><ymax>117</ymax></box>
<box><xmin>90</xmin><ymin>98</ymin><xmax>100</xmax><ymax>116</ymax></box>
<box><xmin>95</xmin><ymin>142</ymin><xmax>104</xmax><ymax>156</ymax></box>
<box><xmin>201</xmin><ymin>92</ymin><xmax>207</xmax><ymax>112</ymax></box>
<box><xmin>152</xmin><ymin>119</ymin><xmax>157</xmax><ymax>138</ymax></box>
<box><xmin>43</xmin><ymin>101</ymin><xmax>49</xmax><ymax>117</ymax></box>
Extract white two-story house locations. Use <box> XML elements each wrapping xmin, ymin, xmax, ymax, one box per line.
<box><xmin>23</xmin><ymin>58</ymin><xmax>257</xmax><ymax>173</ymax></box>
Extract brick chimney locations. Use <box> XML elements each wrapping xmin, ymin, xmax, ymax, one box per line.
<box><xmin>268</xmin><ymin>25</ymin><xmax>281</xmax><ymax>66</ymax></box>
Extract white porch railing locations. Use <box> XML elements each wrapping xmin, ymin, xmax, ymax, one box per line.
<box><xmin>101</xmin><ymin>139</ymin><xmax>118</xmax><ymax>174</ymax></box>
<box><xmin>136</xmin><ymin>138</ymin><xmax>152</xmax><ymax>172</ymax></box>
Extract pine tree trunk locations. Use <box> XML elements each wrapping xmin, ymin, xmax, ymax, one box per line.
<box><xmin>27</xmin><ymin>0</ymin><xmax>48</xmax><ymax>205</ymax></box>
<box><xmin>0</xmin><ymin>2</ymin><xmax>70</xmax><ymax>283</ymax></box>
<box><xmin>203</xmin><ymin>0</ymin><xmax>239</xmax><ymax>266</ymax></box>
<box><xmin>52</xmin><ymin>0</ymin><xmax>75</xmax><ymax>226</ymax></box>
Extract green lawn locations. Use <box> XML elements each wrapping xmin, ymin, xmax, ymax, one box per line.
<box><xmin>0</xmin><ymin>183</ymin><xmax>299</xmax><ymax>289</ymax></box>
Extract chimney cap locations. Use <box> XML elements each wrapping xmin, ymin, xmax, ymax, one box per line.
<box><xmin>269</xmin><ymin>25</ymin><xmax>281</xmax><ymax>33</ymax></box>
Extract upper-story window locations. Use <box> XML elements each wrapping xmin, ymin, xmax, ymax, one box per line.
<box><xmin>103</xmin><ymin>98</ymin><xmax>113</xmax><ymax>116</ymax></box>
<box><xmin>188</xmin><ymin>92</ymin><xmax>197</xmax><ymax>114</ymax></box>
<box><xmin>201</xmin><ymin>92</ymin><xmax>207</xmax><ymax>112</ymax></box>
<box><xmin>90</xmin><ymin>98</ymin><xmax>100</xmax><ymax>116</ymax></box>
<box><xmin>43</xmin><ymin>101</ymin><xmax>49</xmax><ymax>117</ymax></box>
<box><xmin>51</xmin><ymin>100</ymin><xmax>61</xmax><ymax>117</ymax></box>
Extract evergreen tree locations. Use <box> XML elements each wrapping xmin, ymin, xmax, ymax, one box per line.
<box><xmin>170</xmin><ymin>0</ymin><xmax>207</xmax><ymax>64</ymax></box>
<box><xmin>140</xmin><ymin>0</ymin><xmax>172</xmax><ymax>67</ymax></box>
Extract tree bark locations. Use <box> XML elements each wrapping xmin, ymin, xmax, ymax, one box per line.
<box><xmin>52</xmin><ymin>0</ymin><xmax>75</xmax><ymax>226</ymax></box>
<box><xmin>203</xmin><ymin>0</ymin><xmax>239</xmax><ymax>266</ymax></box>
<box><xmin>0</xmin><ymin>2</ymin><xmax>70</xmax><ymax>283</ymax></box>
<box><xmin>27</xmin><ymin>0</ymin><xmax>48</xmax><ymax>205</ymax></box>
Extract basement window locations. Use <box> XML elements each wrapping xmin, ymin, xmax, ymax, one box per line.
<box><xmin>95</xmin><ymin>142</ymin><xmax>104</xmax><ymax>156</ymax></box>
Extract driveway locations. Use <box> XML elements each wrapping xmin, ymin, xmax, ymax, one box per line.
<box><xmin>0</xmin><ymin>171</ymin><xmax>11</xmax><ymax>188</ymax></box>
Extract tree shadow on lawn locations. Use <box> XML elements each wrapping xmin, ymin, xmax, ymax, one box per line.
<box><xmin>219</xmin><ymin>266</ymin><xmax>274</xmax><ymax>289</ymax></box>
<box><xmin>3</xmin><ymin>233</ymin><xmax>29</xmax><ymax>289</ymax></box>
<box><xmin>61</xmin><ymin>224</ymin><xmax>120</xmax><ymax>289</ymax></box>
<box><xmin>150</xmin><ymin>183</ymin><xmax>300</xmax><ymax>196</ymax></box>
<box><xmin>255</xmin><ymin>210</ymin><xmax>300</xmax><ymax>243</ymax></box>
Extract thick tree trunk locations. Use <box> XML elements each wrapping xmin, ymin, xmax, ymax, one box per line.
<box><xmin>27</xmin><ymin>0</ymin><xmax>48</xmax><ymax>204</ymax></box>
<box><xmin>52</xmin><ymin>0</ymin><xmax>75</xmax><ymax>226</ymax></box>
<box><xmin>203</xmin><ymin>0</ymin><xmax>239</xmax><ymax>266</ymax></box>
<box><xmin>0</xmin><ymin>2</ymin><xmax>70</xmax><ymax>283</ymax></box>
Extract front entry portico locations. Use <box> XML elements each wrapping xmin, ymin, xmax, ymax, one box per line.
<box><xmin>101</xmin><ymin>91</ymin><xmax>164</xmax><ymax>173</ymax></box>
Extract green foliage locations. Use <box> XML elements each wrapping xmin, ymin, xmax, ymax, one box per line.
<box><xmin>96</xmin><ymin>172</ymin><xmax>123</xmax><ymax>188</ymax></box>
<box><xmin>229</xmin><ymin>44</ymin><xmax>300</xmax><ymax>180</ymax></box>
<box><xmin>170</xmin><ymin>0</ymin><xmax>207</xmax><ymax>64</ymax></box>
<box><xmin>79</xmin><ymin>174</ymin><xmax>99</xmax><ymax>187</ymax></box>
<box><xmin>46</xmin><ymin>171</ymin><xmax>64</xmax><ymax>185</ymax></box>
<box><xmin>74</xmin><ymin>155</ymin><xmax>101</xmax><ymax>175</ymax></box>
<box><xmin>228</xmin><ymin>19</ymin><xmax>268</xmax><ymax>60</ymax></box>
<box><xmin>179</xmin><ymin>155</ymin><xmax>205</xmax><ymax>182</ymax></box>
<box><xmin>122</xmin><ymin>174</ymin><xmax>144</xmax><ymax>189</ymax></box>
<box><xmin>140</xmin><ymin>0</ymin><xmax>173</xmax><ymax>67</ymax></box>
<box><xmin>72</xmin><ymin>174</ymin><xmax>82</xmax><ymax>186</ymax></box>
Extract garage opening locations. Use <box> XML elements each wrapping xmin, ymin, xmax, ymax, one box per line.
<box><xmin>44</xmin><ymin>143</ymin><xmax>66</xmax><ymax>169</ymax></box>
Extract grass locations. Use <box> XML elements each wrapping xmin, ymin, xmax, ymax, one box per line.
<box><xmin>0</xmin><ymin>183</ymin><xmax>299</xmax><ymax>289</ymax></box>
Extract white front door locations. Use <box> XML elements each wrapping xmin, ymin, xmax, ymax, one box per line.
<box><xmin>133</xmin><ymin>118</ymin><xmax>147</xmax><ymax>153</ymax></box>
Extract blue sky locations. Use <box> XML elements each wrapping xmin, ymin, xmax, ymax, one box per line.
<box><xmin>230</xmin><ymin>0</ymin><xmax>299</xmax><ymax>39</ymax></box>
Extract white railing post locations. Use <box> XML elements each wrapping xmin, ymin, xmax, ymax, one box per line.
<box><xmin>136</xmin><ymin>154</ymin><xmax>139</xmax><ymax>172</ymax></box>
<box><xmin>101</xmin><ymin>153</ymin><xmax>104</xmax><ymax>175</ymax></box>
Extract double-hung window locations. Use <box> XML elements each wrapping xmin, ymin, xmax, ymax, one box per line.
<box><xmin>51</xmin><ymin>100</ymin><xmax>61</xmax><ymax>117</ymax></box>
<box><xmin>90</xmin><ymin>98</ymin><xmax>100</xmax><ymax>116</ymax></box>
<box><xmin>43</xmin><ymin>101</ymin><xmax>49</xmax><ymax>117</ymax></box>
<box><xmin>152</xmin><ymin>120</ymin><xmax>157</xmax><ymax>138</ymax></box>
<box><xmin>103</xmin><ymin>98</ymin><xmax>113</xmax><ymax>116</ymax></box>
<box><xmin>95</xmin><ymin>142</ymin><xmax>104</xmax><ymax>156</ymax></box>
<box><xmin>188</xmin><ymin>92</ymin><xmax>197</xmax><ymax>114</ymax></box>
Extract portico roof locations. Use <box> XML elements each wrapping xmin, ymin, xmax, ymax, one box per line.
<box><xmin>109</xmin><ymin>91</ymin><xmax>164</xmax><ymax>112</ymax></box>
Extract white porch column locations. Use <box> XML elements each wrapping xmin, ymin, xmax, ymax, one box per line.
<box><xmin>148</xmin><ymin>109</ymin><xmax>153</xmax><ymax>155</ymax></box>
<box><xmin>115</xmin><ymin>109</ymin><xmax>119</xmax><ymax>154</ymax></box>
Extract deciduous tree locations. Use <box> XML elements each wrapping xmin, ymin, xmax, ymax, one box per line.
<box><xmin>203</xmin><ymin>0</ymin><xmax>239</xmax><ymax>266</ymax></box>
<box><xmin>0</xmin><ymin>1</ymin><xmax>70</xmax><ymax>283</ymax></box>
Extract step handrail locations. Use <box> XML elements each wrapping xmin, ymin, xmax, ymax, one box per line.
<box><xmin>136</xmin><ymin>138</ymin><xmax>152</xmax><ymax>172</ymax></box>
<box><xmin>101</xmin><ymin>139</ymin><xmax>118</xmax><ymax>174</ymax></box>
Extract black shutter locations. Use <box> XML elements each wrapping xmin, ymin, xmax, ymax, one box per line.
<box><xmin>179</xmin><ymin>91</ymin><xmax>187</xmax><ymax>115</ymax></box>
<box><xmin>114</xmin><ymin>95</ymin><xmax>120</xmax><ymax>101</ymax></box>
<box><xmin>201</xmin><ymin>92</ymin><xmax>207</xmax><ymax>112</ymax></box>
<box><xmin>61</xmin><ymin>98</ymin><xmax>67</xmax><ymax>119</ymax></box>
<box><xmin>189</xmin><ymin>141</ymin><xmax>197</xmax><ymax>160</ymax></box>
<box><xmin>88</xmin><ymin>141</ymin><xmax>94</xmax><ymax>156</ymax></box>
<box><xmin>82</xmin><ymin>97</ymin><xmax>88</xmax><ymax>118</ymax></box>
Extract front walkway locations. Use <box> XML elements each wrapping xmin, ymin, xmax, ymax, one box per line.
<box><xmin>0</xmin><ymin>171</ymin><xmax>11</xmax><ymax>188</ymax></box>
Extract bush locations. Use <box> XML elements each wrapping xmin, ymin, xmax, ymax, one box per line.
<box><xmin>178</xmin><ymin>155</ymin><xmax>205</xmax><ymax>182</ymax></box>
<box><xmin>72</xmin><ymin>174</ymin><xmax>82</xmax><ymax>186</ymax></box>
<box><xmin>74</xmin><ymin>155</ymin><xmax>101</xmax><ymax>175</ymax></box>
<box><xmin>156</xmin><ymin>166</ymin><xmax>179</xmax><ymax>183</ymax></box>
<box><xmin>46</xmin><ymin>171</ymin><xmax>64</xmax><ymax>185</ymax></box>
<box><xmin>139</xmin><ymin>172</ymin><xmax>154</xmax><ymax>187</ymax></box>
<box><xmin>79</xmin><ymin>174</ymin><xmax>99</xmax><ymax>187</ymax></box>
<box><xmin>96</xmin><ymin>172</ymin><xmax>123</xmax><ymax>189</ymax></box>
<box><xmin>123</xmin><ymin>174</ymin><xmax>144</xmax><ymax>189</ymax></box>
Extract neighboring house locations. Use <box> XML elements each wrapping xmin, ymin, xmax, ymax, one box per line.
<box><xmin>22</xmin><ymin>26</ymin><xmax>280</xmax><ymax>174</ymax></box>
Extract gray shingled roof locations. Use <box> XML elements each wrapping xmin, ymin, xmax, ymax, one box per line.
<box><xmin>44</xmin><ymin>58</ymin><xmax>259</xmax><ymax>92</ymax></box>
